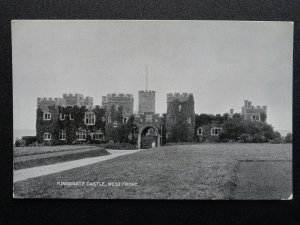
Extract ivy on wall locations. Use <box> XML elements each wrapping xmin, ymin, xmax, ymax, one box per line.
<box><xmin>36</xmin><ymin>105</ymin><xmax>106</xmax><ymax>145</ymax></box>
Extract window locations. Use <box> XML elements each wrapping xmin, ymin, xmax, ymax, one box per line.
<box><xmin>85</xmin><ymin>112</ymin><xmax>95</xmax><ymax>125</ymax></box>
<box><xmin>60</xmin><ymin>113</ymin><xmax>65</xmax><ymax>120</ymax></box>
<box><xmin>59</xmin><ymin>130</ymin><xmax>66</xmax><ymax>140</ymax></box>
<box><xmin>44</xmin><ymin>133</ymin><xmax>51</xmax><ymax>140</ymax></box>
<box><xmin>123</xmin><ymin>117</ymin><xmax>128</xmax><ymax>124</ymax></box>
<box><xmin>197</xmin><ymin>127</ymin><xmax>203</xmax><ymax>136</ymax></box>
<box><xmin>178</xmin><ymin>104</ymin><xmax>182</xmax><ymax>112</ymax></box>
<box><xmin>172</xmin><ymin>116</ymin><xmax>176</xmax><ymax>123</ymax></box>
<box><xmin>43</xmin><ymin>113</ymin><xmax>51</xmax><ymax>120</ymax></box>
<box><xmin>187</xmin><ymin>117</ymin><xmax>192</xmax><ymax>124</ymax></box>
<box><xmin>211</xmin><ymin>127</ymin><xmax>222</xmax><ymax>136</ymax></box>
<box><xmin>76</xmin><ymin>130</ymin><xmax>86</xmax><ymax>140</ymax></box>
<box><xmin>69</xmin><ymin>114</ymin><xmax>74</xmax><ymax>120</ymax></box>
<box><xmin>108</xmin><ymin>116</ymin><xmax>112</xmax><ymax>124</ymax></box>
<box><xmin>94</xmin><ymin>133</ymin><xmax>102</xmax><ymax>140</ymax></box>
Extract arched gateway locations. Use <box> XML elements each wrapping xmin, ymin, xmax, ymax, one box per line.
<box><xmin>134</xmin><ymin>112</ymin><xmax>163</xmax><ymax>149</ymax></box>
<box><xmin>137</xmin><ymin>124</ymin><xmax>161</xmax><ymax>149</ymax></box>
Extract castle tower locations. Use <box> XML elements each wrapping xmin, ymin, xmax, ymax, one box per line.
<box><xmin>138</xmin><ymin>90</ymin><xmax>155</xmax><ymax>114</ymax></box>
<box><xmin>166</xmin><ymin>93</ymin><xmax>195</xmax><ymax>142</ymax></box>
<box><xmin>101</xmin><ymin>93</ymin><xmax>134</xmax><ymax>117</ymax></box>
<box><xmin>241</xmin><ymin>99</ymin><xmax>267</xmax><ymax>122</ymax></box>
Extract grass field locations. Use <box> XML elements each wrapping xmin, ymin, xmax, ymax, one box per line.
<box><xmin>14</xmin><ymin>145</ymin><xmax>110</xmax><ymax>170</ymax></box>
<box><xmin>13</xmin><ymin>143</ymin><xmax>292</xmax><ymax>199</ymax></box>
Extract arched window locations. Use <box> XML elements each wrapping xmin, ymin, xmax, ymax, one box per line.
<box><xmin>197</xmin><ymin>127</ymin><xmax>203</xmax><ymax>136</ymax></box>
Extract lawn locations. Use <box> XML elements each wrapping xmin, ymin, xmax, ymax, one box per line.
<box><xmin>14</xmin><ymin>145</ymin><xmax>97</xmax><ymax>157</ymax></box>
<box><xmin>14</xmin><ymin>147</ymin><xmax>109</xmax><ymax>170</ymax></box>
<box><xmin>13</xmin><ymin>143</ymin><xmax>292</xmax><ymax>199</ymax></box>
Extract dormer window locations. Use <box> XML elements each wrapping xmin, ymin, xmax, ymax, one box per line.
<box><xmin>43</xmin><ymin>113</ymin><xmax>51</xmax><ymax>120</ymax></box>
<box><xmin>60</xmin><ymin>113</ymin><xmax>65</xmax><ymax>120</ymax></box>
<box><xmin>85</xmin><ymin>112</ymin><xmax>95</xmax><ymax>125</ymax></box>
<box><xmin>69</xmin><ymin>114</ymin><xmax>74</xmax><ymax>120</ymax></box>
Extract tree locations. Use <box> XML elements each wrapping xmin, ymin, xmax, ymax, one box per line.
<box><xmin>232</xmin><ymin>113</ymin><xmax>242</xmax><ymax>121</ymax></box>
<box><xmin>273</xmin><ymin>131</ymin><xmax>281</xmax><ymax>140</ymax></box>
<box><xmin>285</xmin><ymin>133</ymin><xmax>292</xmax><ymax>143</ymax></box>
<box><xmin>105</xmin><ymin>123</ymin><xmax>119</xmax><ymax>143</ymax></box>
<box><xmin>221</xmin><ymin>119</ymin><xmax>243</xmax><ymax>141</ymax></box>
<box><xmin>260</xmin><ymin>112</ymin><xmax>267</xmax><ymax>122</ymax></box>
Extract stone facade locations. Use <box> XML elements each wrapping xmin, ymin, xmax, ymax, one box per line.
<box><xmin>36</xmin><ymin>93</ymin><xmax>268</xmax><ymax>146</ymax></box>
<box><xmin>36</xmin><ymin>105</ymin><xmax>106</xmax><ymax>145</ymax></box>
<box><xmin>102</xmin><ymin>93</ymin><xmax>134</xmax><ymax>118</ymax></box>
<box><xmin>166</xmin><ymin>93</ymin><xmax>195</xmax><ymax>142</ymax></box>
<box><xmin>138</xmin><ymin>90</ymin><xmax>155</xmax><ymax>114</ymax></box>
<box><xmin>134</xmin><ymin>112</ymin><xmax>163</xmax><ymax>149</ymax></box>
<box><xmin>241</xmin><ymin>100</ymin><xmax>267</xmax><ymax>122</ymax></box>
<box><xmin>196</xmin><ymin>124</ymin><xmax>222</xmax><ymax>142</ymax></box>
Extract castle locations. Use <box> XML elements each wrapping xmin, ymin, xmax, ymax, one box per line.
<box><xmin>36</xmin><ymin>91</ymin><xmax>267</xmax><ymax>148</ymax></box>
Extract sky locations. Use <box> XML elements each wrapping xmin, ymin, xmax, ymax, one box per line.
<box><xmin>12</xmin><ymin>20</ymin><xmax>293</xmax><ymax>132</ymax></box>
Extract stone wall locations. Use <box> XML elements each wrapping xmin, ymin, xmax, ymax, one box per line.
<box><xmin>102</xmin><ymin>93</ymin><xmax>134</xmax><ymax>117</ymax></box>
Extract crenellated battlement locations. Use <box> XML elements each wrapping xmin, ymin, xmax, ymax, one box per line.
<box><xmin>106</xmin><ymin>93</ymin><xmax>134</xmax><ymax>101</ymax></box>
<box><xmin>167</xmin><ymin>92</ymin><xmax>193</xmax><ymax>103</ymax></box>
<box><xmin>242</xmin><ymin>100</ymin><xmax>267</xmax><ymax>114</ymax></box>
<box><xmin>37</xmin><ymin>97</ymin><xmax>66</xmax><ymax>107</ymax></box>
<box><xmin>139</xmin><ymin>90</ymin><xmax>155</xmax><ymax>93</ymax></box>
<box><xmin>63</xmin><ymin>93</ymin><xmax>84</xmax><ymax>100</ymax></box>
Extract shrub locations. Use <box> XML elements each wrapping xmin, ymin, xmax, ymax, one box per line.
<box><xmin>221</xmin><ymin>138</ymin><xmax>230</xmax><ymax>143</ymax></box>
<box><xmin>15</xmin><ymin>138</ymin><xmax>21</xmax><ymax>147</ymax></box>
<box><xmin>28</xmin><ymin>142</ymin><xmax>38</xmax><ymax>147</ymax></box>
<box><xmin>105</xmin><ymin>143</ymin><xmax>137</xmax><ymax>150</ymax></box>
<box><xmin>270</xmin><ymin>137</ymin><xmax>284</xmax><ymax>144</ymax></box>
<box><xmin>252</xmin><ymin>134</ymin><xmax>266</xmax><ymax>143</ymax></box>
<box><xmin>21</xmin><ymin>136</ymin><xmax>37</xmax><ymax>146</ymax></box>
<box><xmin>240</xmin><ymin>133</ymin><xmax>251</xmax><ymax>143</ymax></box>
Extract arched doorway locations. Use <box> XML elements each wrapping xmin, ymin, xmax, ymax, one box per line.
<box><xmin>138</xmin><ymin>125</ymin><xmax>161</xmax><ymax>149</ymax></box>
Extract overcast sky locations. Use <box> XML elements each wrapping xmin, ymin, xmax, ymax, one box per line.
<box><xmin>12</xmin><ymin>20</ymin><xmax>293</xmax><ymax>131</ymax></box>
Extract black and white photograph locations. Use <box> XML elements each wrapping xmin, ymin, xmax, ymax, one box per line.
<box><xmin>12</xmin><ymin>20</ymin><xmax>293</xmax><ymax>199</ymax></box>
